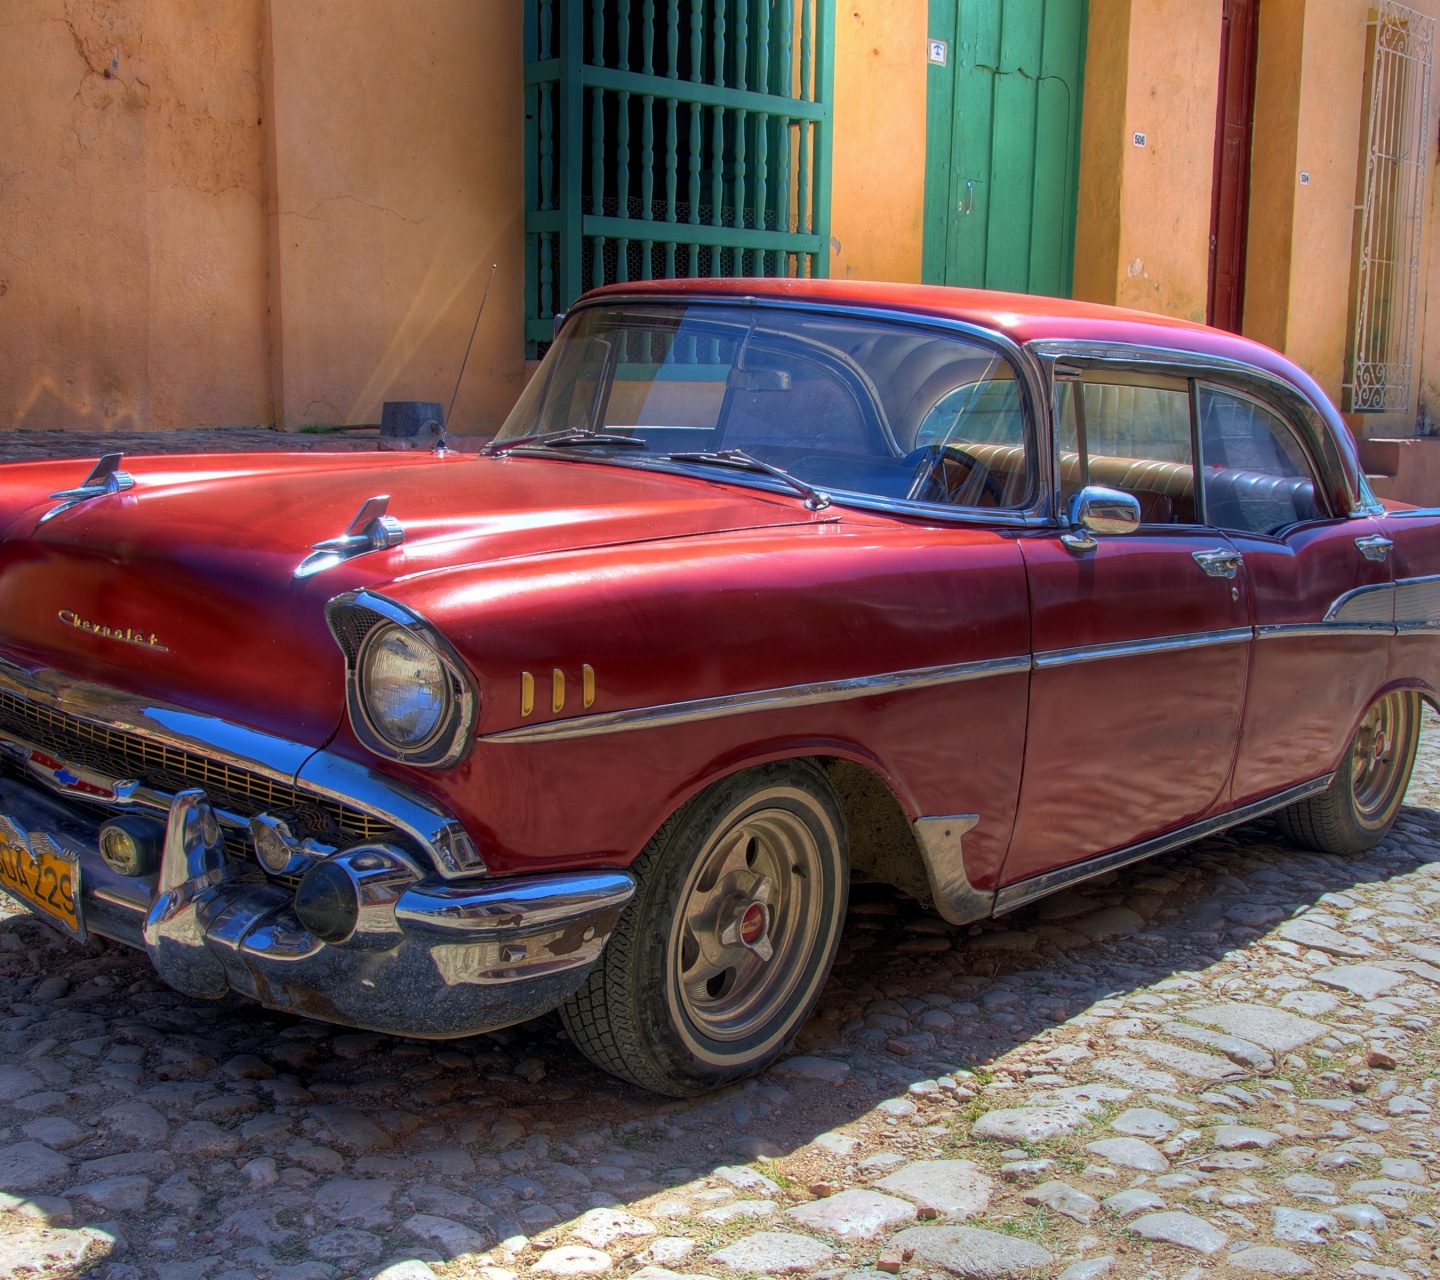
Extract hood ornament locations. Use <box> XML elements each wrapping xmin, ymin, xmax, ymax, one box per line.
<box><xmin>295</xmin><ymin>495</ymin><xmax>406</xmax><ymax>578</ymax></box>
<box><xmin>39</xmin><ymin>453</ymin><xmax>136</xmax><ymax>525</ymax></box>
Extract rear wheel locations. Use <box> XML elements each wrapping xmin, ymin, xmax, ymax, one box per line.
<box><xmin>560</xmin><ymin>761</ymin><xmax>848</xmax><ymax>1095</ymax></box>
<box><xmin>1276</xmin><ymin>689</ymin><xmax>1421</xmax><ymax>855</ymax></box>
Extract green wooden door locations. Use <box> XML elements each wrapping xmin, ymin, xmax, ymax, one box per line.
<box><xmin>923</xmin><ymin>0</ymin><xmax>1086</xmax><ymax>296</ymax></box>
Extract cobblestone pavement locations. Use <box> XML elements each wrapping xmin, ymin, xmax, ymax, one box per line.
<box><xmin>0</xmin><ymin>717</ymin><xmax>1436</xmax><ymax>1280</ymax></box>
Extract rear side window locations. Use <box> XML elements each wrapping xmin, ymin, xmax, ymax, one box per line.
<box><xmin>1197</xmin><ymin>386</ymin><xmax>1325</xmax><ymax>535</ymax></box>
<box><xmin>1056</xmin><ymin>374</ymin><xmax>1197</xmax><ymax>525</ymax></box>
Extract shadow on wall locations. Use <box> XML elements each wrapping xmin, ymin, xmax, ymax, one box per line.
<box><xmin>15</xmin><ymin>377</ymin><xmax>148</xmax><ymax>435</ymax></box>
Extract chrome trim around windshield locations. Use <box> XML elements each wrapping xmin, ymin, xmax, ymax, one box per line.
<box><xmin>482</xmin><ymin>653</ymin><xmax>1033</xmax><ymax>743</ymax></box>
<box><xmin>559</xmin><ymin>292</ymin><xmax>1057</xmax><ymax>526</ymax></box>
<box><xmin>0</xmin><ymin>652</ymin><xmax>485</xmax><ymax>879</ymax></box>
<box><xmin>1033</xmin><ymin>627</ymin><xmax>1253</xmax><ymax>670</ymax></box>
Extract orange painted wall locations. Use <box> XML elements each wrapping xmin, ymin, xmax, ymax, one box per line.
<box><xmin>0</xmin><ymin>1</ymin><xmax>271</xmax><ymax>430</ymax></box>
<box><xmin>1073</xmin><ymin>0</ymin><xmax>1223</xmax><ymax>323</ymax></box>
<box><xmin>829</xmin><ymin>2</ymin><xmax>927</xmax><ymax>284</ymax></box>
<box><xmin>264</xmin><ymin>1</ymin><xmax>526</xmax><ymax>432</ymax></box>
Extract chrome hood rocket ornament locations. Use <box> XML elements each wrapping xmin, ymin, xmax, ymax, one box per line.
<box><xmin>295</xmin><ymin>494</ymin><xmax>406</xmax><ymax>578</ymax></box>
<box><xmin>39</xmin><ymin>454</ymin><xmax>136</xmax><ymax>525</ymax></box>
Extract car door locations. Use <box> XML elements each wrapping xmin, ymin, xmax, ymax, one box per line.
<box><xmin>1196</xmin><ymin>383</ymin><xmax>1395</xmax><ymax>806</ymax></box>
<box><xmin>1001</xmin><ymin>366</ymin><xmax>1252</xmax><ymax>889</ymax></box>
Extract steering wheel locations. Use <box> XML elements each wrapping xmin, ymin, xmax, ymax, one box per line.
<box><xmin>903</xmin><ymin>444</ymin><xmax>1006</xmax><ymax>506</ymax></box>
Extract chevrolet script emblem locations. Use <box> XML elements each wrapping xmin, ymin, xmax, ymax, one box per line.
<box><xmin>57</xmin><ymin>610</ymin><xmax>168</xmax><ymax>652</ymax></box>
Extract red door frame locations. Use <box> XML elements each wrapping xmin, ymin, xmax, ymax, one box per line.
<box><xmin>1207</xmin><ymin>0</ymin><xmax>1261</xmax><ymax>333</ymax></box>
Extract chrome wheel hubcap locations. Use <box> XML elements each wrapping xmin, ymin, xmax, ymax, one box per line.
<box><xmin>671</xmin><ymin>792</ymin><xmax>825</xmax><ymax>1043</ymax></box>
<box><xmin>1351</xmin><ymin>692</ymin><xmax>1414</xmax><ymax>823</ymax></box>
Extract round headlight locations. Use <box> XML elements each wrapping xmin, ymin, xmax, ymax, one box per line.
<box><xmin>358</xmin><ymin>624</ymin><xmax>452</xmax><ymax>749</ymax></box>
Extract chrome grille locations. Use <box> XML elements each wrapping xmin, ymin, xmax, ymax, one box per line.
<box><xmin>0</xmin><ymin>689</ymin><xmax>397</xmax><ymax>858</ymax></box>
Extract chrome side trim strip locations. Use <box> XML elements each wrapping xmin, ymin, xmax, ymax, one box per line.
<box><xmin>482</xmin><ymin>654</ymin><xmax>1033</xmax><ymax>744</ymax></box>
<box><xmin>1325</xmin><ymin>581</ymin><xmax>1396</xmax><ymax>625</ymax></box>
<box><xmin>993</xmin><ymin>774</ymin><xmax>1335</xmax><ymax>916</ymax></box>
<box><xmin>1396</xmin><ymin>574</ymin><xmax>1440</xmax><ymax>631</ymax></box>
<box><xmin>1033</xmin><ymin>628</ymin><xmax>1252</xmax><ymax>670</ymax></box>
<box><xmin>911</xmin><ymin>815</ymin><xmax>992</xmax><ymax>927</ymax></box>
<box><xmin>1385</xmin><ymin>507</ymin><xmax>1440</xmax><ymax>518</ymax></box>
<box><xmin>1257</xmin><ymin>623</ymin><xmax>1396</xmax><ymax>640</ymax></box>
<box><xmin>0</xmin><ymin>651</ymin><xmax>481</xmax><ymax>881</ymax></box>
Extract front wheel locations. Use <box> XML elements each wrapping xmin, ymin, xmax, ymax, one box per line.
<box><xmin>560</xmin><ymin>761</ymin><xmax>848</xmax><ymax>1095</ymax></box>
<box><xmin>1276</xmin><ymin>689</ymin><xmax>1421</xmax><ymax>856</ymax></box>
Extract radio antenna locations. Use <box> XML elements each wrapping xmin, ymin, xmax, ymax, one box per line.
<box><xmin>446</xmin><ymin>262</ymin><xmax>499</xmax><ymax>431</ymax></box>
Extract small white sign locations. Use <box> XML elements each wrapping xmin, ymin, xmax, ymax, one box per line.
<box><xmin>1300</xmin><ymin>171</ymin><xmax>1312</xmax><ymax>185</ymax></box>
<box><xmin>1132</xmin><ymin>131</ymin><xmax>1147</xmax><ymax>147</ymax></box>
<box><xmin>928</xmin><ymin>38</ymin><xmax>948</xmax><ymax>66</ymax></box>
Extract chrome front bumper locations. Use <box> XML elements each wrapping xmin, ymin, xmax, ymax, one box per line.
<box><xmin>0</xmin><ymin>773</ymin><xmax>634</xmax><ymax>1038</ymax></box>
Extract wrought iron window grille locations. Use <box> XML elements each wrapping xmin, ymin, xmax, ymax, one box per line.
<box><xmin>1346</xmin><ymin>0</ymin><xmax>1434</xmax><ymax>414</ymax></box>
<box><xmin>524</xmin><ymin>0</ymin><xmax>835</xmax><ymax>356</ymax></box>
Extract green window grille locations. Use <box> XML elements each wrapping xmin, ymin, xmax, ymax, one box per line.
<box><xmin>524</xmin><ymin>0</ymin><xmax>835</xmax><ymax>355</ymax></box>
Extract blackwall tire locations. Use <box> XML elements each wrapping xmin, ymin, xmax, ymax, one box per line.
<box><xmin>1276</xmin><ymin>690</ymin><xmax>1421</xmax><ymax>856</ymax></box>
<box><xmin>559</xmin><ymin>760</ymin><xmax>848</xmax><ymax>1096</ymax></box>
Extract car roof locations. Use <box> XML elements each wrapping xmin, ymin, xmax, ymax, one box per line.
<box><xmin>582</xmin><ymin>276</ymin><xmax>1366</xmax><ymax>507</ymax></box>
<box><xmin>589</xmin><ymin>277</ymin><xmax>1313</xmax><ymax>393</ymax></box>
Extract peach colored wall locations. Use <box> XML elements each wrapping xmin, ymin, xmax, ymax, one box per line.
<box><xmin>1073</xmin><ymin>0</ymin><xmax>1222</xmax><ymax>323</ymax></box>
<box><xmin>0</xmin><ymin>1</ymin><xmax>271</xmax><ymax>430</ymax></box>
<box><xmin>1247</xmin><ymin>0</ymin><xmax>1440</xmax><ymax>432</ymax></box>
<box><xmin>264</xmin><ymin>1</ymin><xmax>526</xmax><ymax>431</ymax></box>
<box><xmin>828</xmin><ymin>2</ymin><xmax>927</xmax><ymax>284</ymax></box>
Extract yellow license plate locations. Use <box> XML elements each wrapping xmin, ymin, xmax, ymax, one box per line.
<box><xmin>0</xmin><ymin>817</ymin><xmax>84</xmax><ymax>940</ymax></box>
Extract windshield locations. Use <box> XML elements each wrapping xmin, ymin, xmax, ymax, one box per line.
<box><xmin>495</xmin><ymin>303</ymin><xmax>1036</xmax><ymax>510</ymax></box>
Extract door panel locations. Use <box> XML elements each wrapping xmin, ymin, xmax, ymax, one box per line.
<box><xmin>1004</xmin><ymin>531</ymin><xmax>1252</xmax><ymax>885</ymax></box>
<box><xmin>924</xmin><ymin>0</ymin><xmax>1087</xmax><ymax>297</ymax></box>
<box><xmin>1384</xmin><ymin>510</ymin><xmax>1440</xmax><ymax>703</ymax></box>
<box><xmin>1226</xmin><ymin>521</ymin><xmax>1393</xmax><ymax>804</ymax></box>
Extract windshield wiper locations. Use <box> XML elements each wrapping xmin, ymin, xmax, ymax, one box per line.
<box><xmin>665</xmin><ymin>449</ymin><xmax>832</xmax><ymax>511</ymax></box>
<box><xmin>482</xmin><ymin>429</ymin><xmax>647</xmax><ymax>455</ymax></box>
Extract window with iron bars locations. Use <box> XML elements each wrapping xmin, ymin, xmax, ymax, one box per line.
<box><xmin>1346</xmin><ymin>1</ymin><xmax>1434</xmax><ymax>414</ymax></box>
<box><xmin>523</xmin><ymin>0</ymin><xmax>834</xmax><ymax>357</ymax></box>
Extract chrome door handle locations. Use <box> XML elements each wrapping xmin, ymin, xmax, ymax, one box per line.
<box><xmin>1193</xmin><ymin>548</ymin><xmax>1243</xmax><ymax>579</ymax></box>
<box><xmin>1355</xmin><ymin>534</ymin><xmax>1393</xmax><ymax>562</ymax></box>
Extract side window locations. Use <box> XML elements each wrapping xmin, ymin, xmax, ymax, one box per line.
<box><xmin>1057</xmin><ymin>374</ymin><xmax>1197</xmax><ymax>525</ymax></box>
<box><xmin>1197</xmin><ymin>386</ymin><xmax>1325</xmax><ymax>535</ymax></box>
<box><xmin>905</xmin><ymin>361</ymin><xmax>1032</xmax><ymax>509</ymax></box>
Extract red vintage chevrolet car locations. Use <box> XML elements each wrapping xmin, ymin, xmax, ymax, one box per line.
<box><xmin>0</xmin><ymin>279</ymin><xmax>1436</xmax><ymax>1094</ymax></box>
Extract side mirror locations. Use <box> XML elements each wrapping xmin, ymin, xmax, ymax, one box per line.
<box><xmin>1062</xmin><ymin>485</ymin><xmax>1141</xmax><ymax>551</ymax></box>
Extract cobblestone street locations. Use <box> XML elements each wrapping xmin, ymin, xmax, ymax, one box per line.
<box><xmin>0</xmin><ymin>712</ymin><xmax>1436</xmax><ymax>1280</ymax></box>
<box><xmin>3</xmin><ymin>434</ymin><xmax>1440</xmax><ymax>1278</ymax></box>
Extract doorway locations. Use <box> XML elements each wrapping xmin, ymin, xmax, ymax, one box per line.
<box><xmin>1206</xmin><ymin>0</ymin><xmax>1260</xmax><ymax>332</ymax></box>
<box><xmin>922</xmin><ymin>0</ymin><xmax>1087</xmax><ymax>297</ymax></box>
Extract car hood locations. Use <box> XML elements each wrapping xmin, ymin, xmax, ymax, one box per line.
<box><xmin>0</xmin><ymin>451</ymin><xmax>815</xmax><ymax>747</ymax></box>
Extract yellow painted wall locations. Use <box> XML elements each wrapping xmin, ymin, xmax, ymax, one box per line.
<box><xmin>0</xmin><ymin>1</ymin><xmax>271</xmax><ymax>430</ymax></box>
<box><xmin>1073</xmin><ymin>0</ymin><xmax>1222</xmax><ymax>323</ymax></box>
<box><xmin>828</xmin><ymin>2</ymin><xmax>928</xmax><ymax>284</ymax></box>
<box><xmin>264</xmin><ymin>1</ymin><xmax>525</xmax><ymax>431</ymax></box>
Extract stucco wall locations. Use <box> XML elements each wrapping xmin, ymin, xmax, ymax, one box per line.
<box><xmin>1073</xmin><ymin>0</ymin><xmax>1222</xmax><ymax>323</ymax></box>
<box><xmin>828</xmin><ymin>2</ymin><xmax>927</xmax><ymax>284</ymax></box>
<box><xmin>264</xmin><ymin>1</ymin><xmax>525</xmax><ymax>432</ymax></box>
<box><xmin>0</xmin><ymin>1</ymin><xmax>271</xmax><ymax>431</ymax></box>
<box><xmin>1243</xmin><ymin>0</ymin><xmax>1440</xmax><ymax>427</ymax></box>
